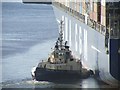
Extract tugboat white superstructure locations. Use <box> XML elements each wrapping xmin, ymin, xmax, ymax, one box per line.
<box><xmin>31</xmin><ymin>21</ymin><xmax>91</xmax><ymax>82</ymax></box>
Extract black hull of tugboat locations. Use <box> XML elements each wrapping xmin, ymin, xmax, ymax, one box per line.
<box><xmin>34</xmin><ymin>67</ymin><xmax>90</xmax><ymax>82</ymax></box>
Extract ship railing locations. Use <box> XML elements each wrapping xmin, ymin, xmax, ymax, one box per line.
<box><xmin>53</xmin><ymin>1</ymin><xmax>85</xmax><ymax>23</ymax></box>
<box><xmin>53</xmin><ymin>1</ymin><xmax>106</xmax><ymax>35</ymax></box>
<box><xmin>96</xmin><ymin>23</ymin><xmax>101</xmax><ymax>33</ymax></box>
<box><xmin>87</xmin><ymin>18</ymin><xmax>94</xmax><ymax>28</ymax></box>
<box><xmin>87</xmin><ymin>18</ymin><xmax>106</xmax><ymax>35</ymax></box>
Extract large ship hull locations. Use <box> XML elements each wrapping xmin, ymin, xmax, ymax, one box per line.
<box><xmin>52</xmin><ymin>5</ymin><xmax>120</xmax><ymax>86</ymax></box>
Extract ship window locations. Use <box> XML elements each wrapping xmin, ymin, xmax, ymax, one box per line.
<box><xmin>70</xmin><ymin>58</ymin><xmax>74</xmax><ymax>61</ymax></box>
<box><xmin>59</xmin><ymin>54</ymin><xmax>62</xmax><ymax>56</ymax></box>
<box><xmin>66</xmin><ymin>52</ymin><xmax>70</xmax><ymax>59</ymax></box>
<box><xmin>59</xmin><ymin>52</ymin><xmax>64</xmax><ymax>56</ymax></box>
<box><xmin>60</xmin><ymin>59</ymin><xmax>61</xmax><ymax>61</ymax></box>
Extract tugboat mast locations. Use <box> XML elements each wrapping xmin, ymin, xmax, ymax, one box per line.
<box><xmin>59</xmin><ymin>20</ymin><xmax>64</xmax><ymax>49</ymax></box>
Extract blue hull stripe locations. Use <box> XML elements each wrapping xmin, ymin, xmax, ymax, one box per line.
<box><xmin>110</xmin><ymin>39</ymin><xmax>120</xmax><ymax>81</ymax></box>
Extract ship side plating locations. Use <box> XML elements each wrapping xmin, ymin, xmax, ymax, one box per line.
<box><xmin>52</xmin><ymin>1</ymin><xmax>120</xmax><ymax>86</ymax></box>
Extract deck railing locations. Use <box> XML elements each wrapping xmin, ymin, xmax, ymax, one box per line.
<box><xmin>53</xmin><ymin>2</ymin><xmax>106</xmax><ymax>36</ymax></box>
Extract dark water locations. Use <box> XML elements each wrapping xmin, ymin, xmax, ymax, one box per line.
<box><xmin>1</xmin><ymin>2</ymin><xmax>115</xmax><ymax>89</ymax></box>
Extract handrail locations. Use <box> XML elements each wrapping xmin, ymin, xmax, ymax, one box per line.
<box><xmin>53</xmin><ymin>2</ymin><xmax>106</xmax><ymax>35</ymax></box>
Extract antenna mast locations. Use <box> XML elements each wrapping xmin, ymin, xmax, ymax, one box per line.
<box><xmin>59</xmin><ymin>20</ymin><xmax>64</xmax><ymax>49</ymax></box>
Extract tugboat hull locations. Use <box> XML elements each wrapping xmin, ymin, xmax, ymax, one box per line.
<box><xmin>34</xmin><ymin>67</ymin><xmax>81</xmax><ymax>82</ymax></box>
<box><xmin>34</xmin><ymin>67</ymin><xmax>90</xmax><ymax>82</ymax></box>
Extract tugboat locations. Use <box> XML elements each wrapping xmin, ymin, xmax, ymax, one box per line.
<box><xmin>31</xmin><ymin>20</ymin><xmax>92</xmax><ymax>82</ymax></box>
